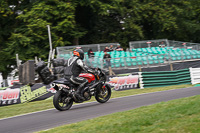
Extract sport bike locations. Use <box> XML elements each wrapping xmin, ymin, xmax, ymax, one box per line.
<box><xmin>52</xmin><ymin>68</ymin><xmax>111</xmax><ymax>111</ymax></box>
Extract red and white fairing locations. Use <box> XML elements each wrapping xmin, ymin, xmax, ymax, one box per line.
<box><xmin>79</xmin><ymin>73</ymin><xmax>95</xmax><ymax>83</ymax></box>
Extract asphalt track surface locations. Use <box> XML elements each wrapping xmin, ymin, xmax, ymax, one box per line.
<box><xmin>1</xmin><ymin>86</ymin><xmax>200</xmax><ymax>133</ymax></box>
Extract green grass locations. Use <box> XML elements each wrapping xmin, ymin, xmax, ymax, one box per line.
<box><xmin>0</xmin><ymin>87</ymin><xmax>7</xmax><ymax>90</ymax></box>
<box><xmin>38</xmin><ymin>94</ymin><xmax>200</xmax><ymax>133</ymax></box>
<box><xmin>0</xmin><ymin>84</ymin><xmax>193</xmax><ymax>119</ymax></box>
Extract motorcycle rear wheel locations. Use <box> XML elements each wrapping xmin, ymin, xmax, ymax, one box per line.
<box><xmin>95</xmin><ymin>85</ymin><xmax>111</xmax><ymax>103</ymax></box>
<box><xmin>53</xmin><ymin>90</ymin><xmax>73</xmax><ymax>111</ymax></box>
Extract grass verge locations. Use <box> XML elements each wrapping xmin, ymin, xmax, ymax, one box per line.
<box><xmin>0</xmin><ymin>84</ymin><xmax>193</xmax><ymax>119</ymax></box>
<box><xmin>38</xmin><ymin>94</ymin><xmax>200</xmax><ymax>133</ymax></box>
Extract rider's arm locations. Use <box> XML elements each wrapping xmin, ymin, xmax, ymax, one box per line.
<box><xmin>77</xmin><ymin>59</ymin><xmax>95</xmax><ymax>73</ymax></box>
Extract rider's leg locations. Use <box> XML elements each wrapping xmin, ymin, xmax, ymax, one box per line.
<box><xmin>70</xmin><ymin>76</ymin><xmax>88</xmax><ymax>100</ymax></box>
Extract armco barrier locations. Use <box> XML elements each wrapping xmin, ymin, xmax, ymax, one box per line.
<box><xmin>139</xmin><ymin>68</ymin><xmax>191</xmax><ymax>88</ymax></box>
<box><xmin>189</xmin><ymin>67</ymin><xmax>200</xmax><ymax>84</ymax></box>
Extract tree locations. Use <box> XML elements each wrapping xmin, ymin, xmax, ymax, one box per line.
<box><xmin>0</xmin><ymin>0</ymin><xmax>34</xmax><ymax>80</ymax></box>
<box><xmin>1</xmin><ymin>0</ymin><xmax>200</xmax><ymax>82</ymax></box>
<box><xmin>0</xmin><ymin>1</ymin><xmax>20</xmax><ymax>80</ymax></box>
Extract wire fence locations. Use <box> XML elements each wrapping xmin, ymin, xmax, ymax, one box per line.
<box><xmin>56</xmin><ymin>39</ymin><xmax>200</xmax><ymax>70</ymax></box>
<box><xmin>56</xmin><ymin>43</ymin><xmax>120</xmax><ymax>55</ymax></box>
<box><xmin>129</xmin><ymin>39</ymin><xmax>169</xmax><ymax>49</ymax></box>
<box><xmin>129</xmin><ymin>39</ymin><xmax>200</xmax><ymax>51</ymax></box>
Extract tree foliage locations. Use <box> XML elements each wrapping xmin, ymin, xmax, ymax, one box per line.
<box><xmin>1</xmin><ymin>0</ymin><xmax>200</xmax><ymax>78</ymax></box>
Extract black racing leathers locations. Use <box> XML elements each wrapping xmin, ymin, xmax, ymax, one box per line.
<box><xmin>64</xmin><ymin>56</ymin><xmax>94</xmax><ymax>100</ymax></box>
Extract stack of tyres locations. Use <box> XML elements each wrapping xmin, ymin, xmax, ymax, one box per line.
<box><xmin>35</xmin><ymin>61</ymin><xmax>55</xmax><ymax>84</ymax></box>
<box><xmin>40</xmin><ymin>67</ymin><xmax>55</xmax><ymax>84</ymax></box>
<box><xmin>51</xmin><ymin>58</ymin><xmax>66</xmax><ymax>67</ymax></box>
<box><xmin>51</xmin><ymin>58</ymin><xmax>68</xmax><ymax>79</ymax></box>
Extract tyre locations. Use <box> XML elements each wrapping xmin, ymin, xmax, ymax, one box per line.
<box><xmin>53</xmin><ymin>90</ymin><xmax>73</xmax><ymax>111</ymax></box>
<box><xmin>95</xmin><ymin>84</ymin><xmax>111</xmax><ymax>103</ymax></box>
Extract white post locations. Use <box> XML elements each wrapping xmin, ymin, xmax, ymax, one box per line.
<box><xmin>50</xmin><ymin>49</ymin><xmax>55</xmax><ymax>68</ymax></box>
<box><xmin>48</xmin><ymin>50</ymin><xmax>52</xmax><ymax>67</ymax></box>
<box><xmin>35</xmin><ymin>56</ymin><xmax>38</xmax><ymax>64</ymax></box>
<box><xmin>47</xmin><ymin>25</ymin><xmax>53</xmax><ymax>67</ymax></box>
<box><xmin>51</xmin><ymin>49</ymin><xmax>55</xmax><ymax>60</ymax></box>
<box><xmin>16</xmin><ymin>54</ymin><xmax>19</xmax><ymax>67</ymax></box>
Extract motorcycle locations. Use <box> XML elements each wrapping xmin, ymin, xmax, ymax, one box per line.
<box><xmin>52</xmin><ymin>68</ymin><xmax>111</xmax><ymax>111</ymax></box>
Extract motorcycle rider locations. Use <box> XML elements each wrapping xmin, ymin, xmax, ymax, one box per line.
<box><xmin>64</xmin><ymin>48</ymin><xmax>95</xmax><ymax>100</ymax></box>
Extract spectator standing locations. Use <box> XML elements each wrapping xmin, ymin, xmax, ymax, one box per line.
<box><xmin>104</xmin><ymin>47</ymin><xmax>110</xmax><ymax>52</ymax></box>
<box><xmin>88</xmin><ymin>48</ymin><xmax>94</xmax><ymax>58</ymax></box>
<box><xmin>103</xmin><ymin>52</ymin><xmax>115</xmax><ymax>76</ymax></box>
<box><xmin>115</xmin><ymin>44</ymin><xmax>123</xmax><ymax>51</ymax></box>
<box><xmin>109</xmin><ymin>45</ymin><xmax>114</xmax><ymax>51</ymax></box>
<box><xmin>87</xmin><ymin>48</ymin><xmax>94</xmax><ymax>65</ymax></box>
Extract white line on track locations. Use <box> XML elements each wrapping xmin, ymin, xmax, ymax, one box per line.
<box><xmin>0</xmin><ymin>86</ymin><xmax>196</xmax><ymax>121</ymax></box>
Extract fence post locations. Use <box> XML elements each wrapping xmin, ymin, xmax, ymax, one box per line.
<box><xmin>139</xmin><ymin>65</ymin><xmax>142</xmax><ymax>72</ymax></box>
<box><xmin>146</xmin><ymin>55</ymin><xmax>149</xmax><ymax>67</ymax></box>
<box><xmin>98</xmin><ymin>44</ymin><xmax>100</xmax><ymax>52</ymax></box>
<box><xmin>170</xmin><ymin>63</ymin><xmax>173</xmax><ymax>71</ymax></box>
<box><xmin>124</xmin><ymin>57</ymin><xmax>127</xmax><ymax>68</ymax></box>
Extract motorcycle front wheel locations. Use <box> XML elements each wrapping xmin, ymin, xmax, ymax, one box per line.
<box><xmin>53</xmin><ymin>90</ymin><xmax>73</xmax><ymax>111</ymax></box>
<box><xmin>95</xmin><ymin>84</ymin><xmax>111</xmax><ymax>103</ymax></box>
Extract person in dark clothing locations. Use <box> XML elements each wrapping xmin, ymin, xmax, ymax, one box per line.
<box><xmin>103</xmin><ymin>52</ymin><xmax>115</xmax><ymax>76</ymax></box>
<box><xmin>64</xmin><ymin>49</ymin><xmax>94</xmax><ymax>100</ymax></box>
<box><xmin>88</xmin><ymin>48</ymin><xmax>94</xmax><ymax>58</ymax></box>
<box><xmin>103</xmin><ymin>52</ymin><xmax>111</xmax><ymax>67</ymax></box>
<box><xmin>104</xmin><ymin>47</ymin><xmax>110</xmax><ymax>52</ymax></box>
<box><xmin>115</xmin><ymin>44</ymin><xmax>123</xmax><ymax>51</ymax></box>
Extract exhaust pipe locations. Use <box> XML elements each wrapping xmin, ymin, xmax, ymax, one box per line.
<box><xmin>51</xmin><ymin>83</ymin><xmax>59</xmax><ymax>90</ymax></box>
<box><xmin>62</xmin><ymin>88</ymin><xmax>69</xmax><ymax>95</ymax></box>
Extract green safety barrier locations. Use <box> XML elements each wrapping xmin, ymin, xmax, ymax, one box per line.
<box><xmin>142</xmin><ymin>82</ymin><xmax>191</xmax><ymax>88</ymax></box>
<box><xmin>142</xmin><ymin>76</ymin><xmax>190</xmax><ymax>84</ymax></box>
<box><xmin>140</xmin><ymin>68</ymin><xmax>191</xmax><ymax>88</ymax></box>
<box><xmin>141</xmin><ymin>69</ymin><xmax>190</xmax><ymax>77</ymax></box>
<box><xmin>141</xmin><ymin>68</ymin><xmax>189</xmax><ymax>74</ymax></box>
<box><xmin>142</xmin><ymin>74</ymin><xmax>190</xmax><ymax>81</ymax></box>
<box><xmin>140</xmin><ymin>72</ymin><xmax>190</xmax><ymax>78</ymax></box>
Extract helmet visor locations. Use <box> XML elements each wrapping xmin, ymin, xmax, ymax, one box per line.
<box><xmin>73</xmin><ymin>51</ymin><xmax>80</xmax><ymax>57</ymax></box>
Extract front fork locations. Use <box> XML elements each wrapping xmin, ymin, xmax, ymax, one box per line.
<box><xmin>94</xmin><ymin>82</ymin><xmax>107</xmax><ymax>96</ymax></box>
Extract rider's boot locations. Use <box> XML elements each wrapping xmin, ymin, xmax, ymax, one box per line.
<box><xmin>75</xmin><ymin>84</ymin><xmax>86</xmax><ymax>101</ymax></box>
